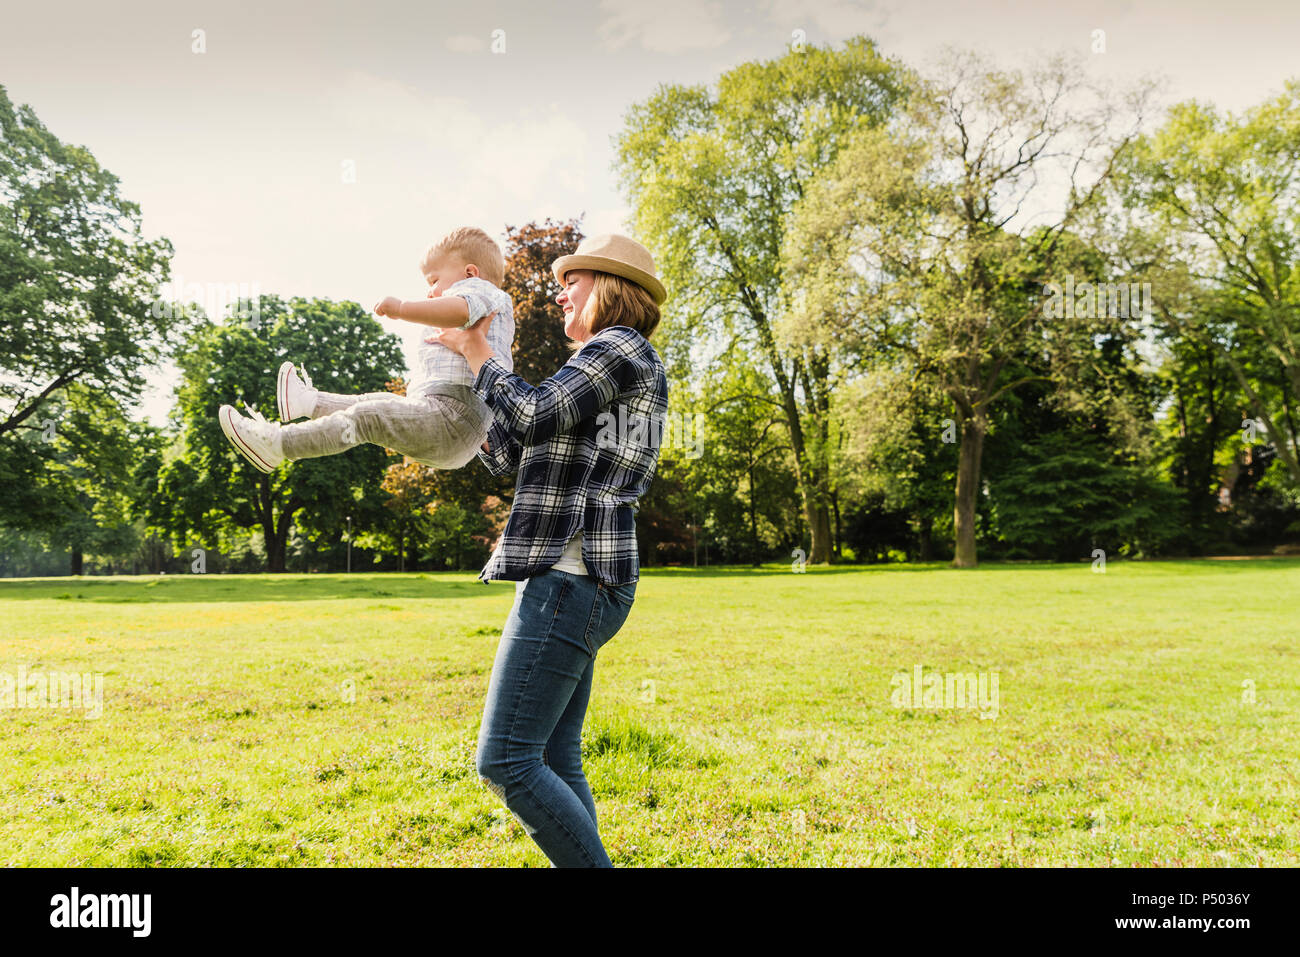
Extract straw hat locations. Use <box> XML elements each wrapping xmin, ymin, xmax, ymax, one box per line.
<box><xmin>552</xmin><ymin>233</ymin><xmax>667</xmax><ymax>305</ymax></box>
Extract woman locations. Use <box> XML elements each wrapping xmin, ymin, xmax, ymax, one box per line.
<box><xmin>427</xmin><ymin>233</ymin><xmax>668</xmax><ymax>867</ymax></box>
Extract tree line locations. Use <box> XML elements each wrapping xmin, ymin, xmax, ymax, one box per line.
<box><xmin>2</xmin><ymin>39</ymin><xmax>1298</xmax><ymax>576</ymax></box>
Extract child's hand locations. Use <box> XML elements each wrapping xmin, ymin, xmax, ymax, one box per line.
<box><xmin>374</xmin><ymin>296</ymin><xmax>402</xmax><ymax>318</ymax></box>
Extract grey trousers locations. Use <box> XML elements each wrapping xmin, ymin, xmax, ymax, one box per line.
<box><xmin>279</xmin><ymin>382</ymin><xmax>495</xmax><ymax>470</ymax></box>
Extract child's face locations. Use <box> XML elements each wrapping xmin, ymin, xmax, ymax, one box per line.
<box><xmin>423</xmin><ymin>254</ymin><xmax>474</xmax><ymax>298</ymax></box>
<box><xmin>556</xmin><ymin>269</ymin><xmax>595</xmax><ymax>341</ymax></box>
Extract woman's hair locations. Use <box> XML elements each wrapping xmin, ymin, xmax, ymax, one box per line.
<box><xmin>567</xmin><ymin>272</ymin><xmax>660</xmax><ymax>351</ymax></box>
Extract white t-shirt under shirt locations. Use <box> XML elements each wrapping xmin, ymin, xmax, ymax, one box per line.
<box><xmin>550</xmin><ymin>529</ymin><xmax>589</xmax><ymax>576</ymax></box>
<box><xmin>487</xmin><ymin>528</ymin><xmax>589</xmax><ymax>577</ymax></box>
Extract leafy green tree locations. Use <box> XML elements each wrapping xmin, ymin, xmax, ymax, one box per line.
<box><xmin>1119</xmin><ymin>82</ymin><xmax>1300</xmax><ymax>484</ymax></box>
<box><xmin>692</xmin><ymin>361</ymin><xmax>800</xmax><ymax>565</ymax></box>
<box><xmin>345</xmin><ymin>459</ymin><xmax>499</xmax><ymax>573</ymax></box>
<box><xmin>987</xmin><ymin>430</ymin><xmax>1181</xmax><ymax>561</ymax></box>
<box><xmin>781</xmin><ymin>51</ymin><xmax>1156</xmax><ymax>566</ymax></box>
<box><xmin>1149</xmin><ymin>322</ymin><xmax>1247</xmax><ymax>548</ymax></box>
<box><xmin>0</xmin><ymin>526</ymin><xmax>66</xmax><ymax>577</ymax></box>
<box><xmin>143</xmin><ymin>296</ymin><xmax>404</xmax><ymax>572</ymax></box>
<box><xmin>0</xmin><ymin>383</ymin><xmax>149</xmax><ymax>574</ymax></box>
<box><xmin>368</xmin><ymin>460</ymin><xmax>436</xmax><ymax>572</ymax></box>
<box><xmin>633</xmin><ymin>455</ymin><xmax>694</xmax><ymax>566</ymax></box>
<box><xmin>0</xmin><ymin>84</ymin><xmax>178</xmax><ymax>538</ymax></box>
<box><xmin>834</xmin><ymin>370</ymin><xmax>956</xmax><ymax>562</ymax></box>
<box><xmin>420</xmin><ymin>499</ymin><xmax>493</xmax><ymax>571</ymax></box>
<box><xmin>843</xmin><ymin>493</ymin><xmax>914</xmax><ymax>564</ymax></box>
<box><xmin>42</xmin><ymin>385</ymin><xmax>151</xmax><ymax>574</ymax></box>
<box><xmin>614</xmin><ymin>36</ymin><xmax>908</xmax><ymax>564</ymax></box>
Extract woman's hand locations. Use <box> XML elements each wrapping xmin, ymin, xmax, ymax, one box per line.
<box><xmin>425</xmin><ymin>311</ymin><xmax>494</xmax><ymax>353</ymax></box>
<box><xmin>426</xmin><ymin>312</ymin><xmax>496</xmax><ymax>376</ymax></box>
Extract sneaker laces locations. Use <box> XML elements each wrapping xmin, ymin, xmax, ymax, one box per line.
<box><xmin>298</xmin><ymin>365</ymin><xmax>315</xmax><ymax>391</ymax></box>
<box><xmin>242</xmin><ymin>402</ymin><xmax>272</xmax><ymax>427</ymax></box>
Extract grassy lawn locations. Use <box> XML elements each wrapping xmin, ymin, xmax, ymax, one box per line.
<box><xmin>1</xmin><ymin>559</ymin><xmax>1296</xmax><ymax>867</ymax></box>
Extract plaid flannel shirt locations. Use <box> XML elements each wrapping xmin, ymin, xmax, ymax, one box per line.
<box><xmin>470</xmin><ymin>324</ymin><xmax>669</xmax><ymax>586</ymax></box>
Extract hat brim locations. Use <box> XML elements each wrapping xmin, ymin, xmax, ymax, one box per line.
<box><xmin>552</xmin><ymin>254</ymin><xmax>667</xmax><ymax>305</ymax></box>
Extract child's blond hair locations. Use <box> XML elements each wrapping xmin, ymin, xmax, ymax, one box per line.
<box><xmin>421</xmin><ymin>227</ymin><xmax>505</xmax><ymax>287</ymax></box>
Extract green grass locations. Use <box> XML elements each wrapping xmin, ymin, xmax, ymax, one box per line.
<box><xmin>1</xmin><ymin>559</ymin><xmax>1297</xmax><ymax>867</ymax></box>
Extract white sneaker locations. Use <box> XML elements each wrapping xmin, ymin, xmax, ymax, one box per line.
<box><xmin>219</xmin><ymin>403</ymin><xmax>284</xmax><ymax>473</ymax></box>
<box><xmin>277</xmin><ymin>361</ymin><xmax>318</xmax><ymax>422</ymax></box>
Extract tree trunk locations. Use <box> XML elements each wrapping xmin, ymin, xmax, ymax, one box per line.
<box><xmin>831</xmin><ymin>489</ymin><xmax>841</xmax><ymax>560</ymax></box>
<box><xmin>784</xmin><ymin>411</ymin><xmax>829</xmax><ymax>562</ymax></box>
<box><xmin>256</xmin><ymin>479</ymin><xmax>294</xmax><ymax>573</ymax></box>
<box><xmin>952</xmin><ymin>416</ymin><xmax>986</xmax><ymax>568</ymax></box>
<box><xmin>264</xmin><ymin>514</ymin><xmax>292</xmax><ymax>574</ymax></box>
<box><xmin>802</xmin><ymin>489</ymin><xmax>833</xmax><ymax>564</ymax></box>
<box><xmin>266</xmin><ymin>532</ymin><xmax>287</xmax><ymax>573</ymax></box>
<box><xmin>770</xmin><ymin>353</ymin><xmax>834</xmax><ymax>565</ymax></box>
<box><xmin>918</xmin><ymin>516</ymin><xmax>933</xmax><ymax>562</ymax></box>
<box><xmin>70</xmin><ymin>550</ymin><xmax>84</xmax><ymax>576</ymax></box>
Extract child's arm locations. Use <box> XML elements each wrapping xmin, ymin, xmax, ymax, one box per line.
<box><xmin>374</xmin><ymin>296</ymin><xmax>469</xmax><ymax>329</ymax></box>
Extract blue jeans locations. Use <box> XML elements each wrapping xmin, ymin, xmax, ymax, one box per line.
<box><xmin>475</xmin><ymin>569</ymin><xmax>637</xmax><ymax>867</ymax></box>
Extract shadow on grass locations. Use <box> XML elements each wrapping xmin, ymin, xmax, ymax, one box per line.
<box><xmin>0</xmin><ymin>573</ymin><xmax>500</xmax><ymax>603</ymax></box>
<box><xmin>1</xmin><ymin>556</ymin><xmax>1296</xmax><ymax>602</ymax></box>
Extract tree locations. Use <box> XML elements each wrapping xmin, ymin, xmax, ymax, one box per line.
<box><xmin>374</xmin><ymin>460</ymin><xmax>436</xmax><ymax>572</ymax></box>
<box><xmin>0</xmin><ymin>83</ymin><xmax>177</xmax><ymax>535</ymax></box>
<box><xmin>41</xmin><ymin>385</ymin><xmax>149</xmax><ymax>574</ymax></box>
<box><xmin>632</xmin><ymin>456</ymin><xmax>694</xmax><ymax>566</ymax></box>
<box><xmin>364</xmin><ymin>453</ymin><xmax>503</xmax><ymax>572</ymax></box>
<box><xmin>1150</xmin><ymin>319</ymin><xmax>1247</xmax><ymax>547</ymax></box>
<box><xmin>1119</xmin><ymin>81</ymin><xmax>1300</xmax><ymax>484</ymax></box>
<box><xmin>843</xmin><ymin>493</ymin><xmax>914</xmax><ymax>563</ymax></box>
<box><xmin>502</xmin><ymin>218</ymin><xmax>586</xmax><ymax>386</ymax></box>
<box><xmin>143</xmin><ymin>296</ymin><xmax>404</xmax><ymax>572</ymax></box>
<box><xmin>693</xmin><ymin>361</ymin><xmax>800</xmax><ymax>565</ymax></box>
<box><xmin>988</xmin><ymin>431</ymin><xmax>1181</xmax><ymax>561</ymax></box>
<box><xmin>834</xmin><ymin>369</ymin><xmax>956</xmax><ymax>562</ymax></box>
<box><xmin>614</xmin><ymin>36</ymin><xmax>908</xmax><ymax>564</ymax></box>
<box><xmin>781</xmin><ymin>51</ymin><xmax>1156</xmax><ymax>566</ymax></box>
<box><xmin>980</xmin><ymin>361</ymin><xmax>1181</xmax><ymax>561</ymax></box>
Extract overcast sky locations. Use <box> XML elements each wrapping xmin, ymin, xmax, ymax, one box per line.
<box><xmin>3</xmin><ymin>0</ymin><xmax>1298</xmax><ymax>423</ymax></box>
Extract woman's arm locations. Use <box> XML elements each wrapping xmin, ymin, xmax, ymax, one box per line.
<box><xmin>472</xmin><ymin>334</ymin><xmax>636</xmax><ymax>445</ymax></box>
<box><xmin>429</xmin><ymin>318</ymin><xmax>638</xmax><ymax>446</ymax></box>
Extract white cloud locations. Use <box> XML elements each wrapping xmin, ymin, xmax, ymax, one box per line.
<box><xmin>598</xmin><ymin>0</ymin><xmax>732</xmax><ymax>53</ymax></box>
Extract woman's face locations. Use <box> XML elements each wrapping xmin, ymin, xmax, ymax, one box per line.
<box><xmin>556</xmin><ymin>269</ymin><xmax>595</xmax><ymax>342</ymax></box>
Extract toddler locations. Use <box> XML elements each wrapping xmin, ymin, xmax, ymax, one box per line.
<box><xmin>218</xmin><ymin>227</ymin><xmax>515</xmax><ymax>472</ymax></box>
